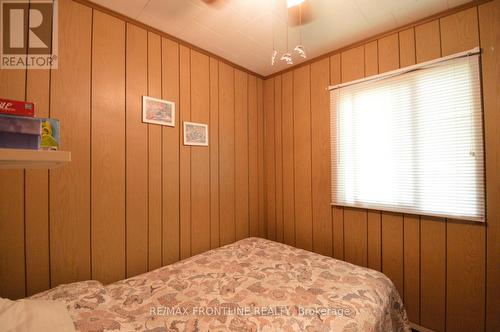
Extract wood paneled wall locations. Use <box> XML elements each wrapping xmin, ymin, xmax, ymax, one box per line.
<box><xmin>263</xmin><ymin>2</ymin><xmax>500</xmax><ymax>331</ymax></box>
<box><xmin>0</xmin><ymin>0</ymin><xmax>264</xmax><ymax>299</ymax></box>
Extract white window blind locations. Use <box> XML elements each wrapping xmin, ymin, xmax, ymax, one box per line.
<box><xmin>330</xmin><ymin>51</ymin><xmax>485</xmax><ymax>222</ymax></box>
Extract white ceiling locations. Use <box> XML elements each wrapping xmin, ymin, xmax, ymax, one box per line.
<box><xmin>89</xmin><ymin>0</ymin><xmax>473</xmax><ymax>76</ymax></box>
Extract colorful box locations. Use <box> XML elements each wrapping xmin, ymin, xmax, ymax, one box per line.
<box><xmin>0</xmin><ymin>98</ymin><xmax>35</xmax><ymax>117</ymax></box>
<box><xmin>0</xmin><ymin>115</ymin><xmax>41</xmax><ymax>149</ymax></box>
<box><xmin>40</xmin><ymin>118</ymin><xmax>60</xmax><ymax>150</ymax></box>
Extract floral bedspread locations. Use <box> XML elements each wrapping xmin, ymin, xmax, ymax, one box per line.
<box><xmin>32</xmin><ymin>237</ymin><xmax>410</xmax><ymax>331</ymax></box>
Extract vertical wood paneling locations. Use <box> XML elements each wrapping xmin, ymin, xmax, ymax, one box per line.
<box><xmin>447</xmin><ymin>222</ymin><xmax>485</xmax><ymax>331</ymax></box>
<box><xmin>49</xmin><ymin>0</ymin><xmax>92</xmax><ymax>287</ymax></box>
<box><xmin>125</xmin><ymin>23</ymin><xmax>148</xmax><ymax>277</ymax></box>
<box><xmin>378</xmin><ymin>33</ymin><xmax>400</xmax><ymax>73</ymax></box>
<box><xmin>25</xmin><ymin>68</ymin><xmax>50</xmax><ymax>295</ymax></box>
<box><xmin>91</xmin><ymin>10</ymin><xmax>126</xmax><ymax>284</ymax></box>
<box><xmin>147</xmin><ymin>32</ymin><xmax>163</xmax><ymax>270</ymax></box>
<box><xmin>399</xmin><ymin>27</ymin><xmax>419</xmax><ymax>324</ymax></box>
<box><xmin>367</xmin><ymin>211</ymin><xmax>381</xmax><ymax>271</ymax></box>
<box><xmin>248</xmin><ymin>75</ymin><xmax>259</xmax><ymax>237</ymax></box>
<box><xmin>0</xmin><ymin>64</ymin><xmax>26</xmax><ymax>299</ymax></box>
<box><xmin>0</xmin><ymin>170</ymin><xmax>24</xmax><ymax>299</ymax></box>
<box><xmin>332</xmin><ymin>207</ymin><xmax>344</xmax><ymax>260</ymax></box>
<box><xmin>420</xmin><ymin>217</ymin><xmax>446</xmax><ymax>332</ymax></box>
<box><xmin>310</xmin><ymin>58</ymin><xmax>332</xmax><ymax>256</ymax></box>
<box><xmin>282</xmin><ymin>71</ymin><xmax>295</xmax><ymax>246</ymax></box>
<box><xmin>329</xmin><ymin>54</ymin><xmax>341</xmax><ymax>85</ymax></box>
<box><xmin>2</xmin><ymin>0</ymin><xmax>267</xmax><ymax>300</ymax></box>
<box><xmin>341</xmin><ymin>46</ymin><xmax>365</xmax><ymax>81</ymax></box>
<box><xmin>274</xmin><ymin>76</ymin><xmax>283</xmax><ymax>243</ymax></box>
<box><xmin>262</xmin><ymin>6</ymin><xmax>491</xmax><ymax>332</ymax></box>
<box><xmin>190</xmin><ymin>50</ymin><xmax>211</xmax><ymax>255</ymax></box>
<box><xmin>440</xmin><ymin>7</ymin><xmax>479</xmax><ymax>56</ymax></box>
<box><xmin>415</xmin><ymin>20</ymin><xmax>442</xmax><ymax>63</ymax></box>
<box><xmin>330</xmin><ymin>53</ymin><xmax>343</xmax><ymax>261</ymax></box>
<box><xmin>235</xmin><ymin>70</ymin><xmax>249</xmax><ymax>241</ymax></box>
<box><xmin>179</xmin><ymin>45</ymin><xmax>191</xmax><ymax>259</ymax></box>
<box><xmin>378</xmin><ymin>31</ymin><xmax>404</xmax><ymax>301</ymax></box>
<box><xmin>219</xmin><ymin>62</ymin><xmax>235</xmax><ymax>245</ymax></box>
<box><xmin>343</xmin><ymin>208</ymin><xmax>367</xmax><ymax>266</ymax></box>
<box><xmin>364</xmin><ymin>41</ymin><xmax>378</xmax><ymax>76</ymax></box>
<box><xmin>415</xmin><ymin>20</ymin><xmax>446</xmax><ymax>332</ymax></box>
<box><xmin>0</xmin><ymin>8</ymin><xmax>493</xmax><ymax>332</ymax></box>
<box><xmin>479</xmin><ymin>2</ymin><xmax>500</xmax><ymax>331</ymax></box>
<box><xmin>341</xmin><ymin>46</ymin><xmax>367</xmax><ymax>266</ymax></box>
<box><xmin>263</xmin><ymin>78</ymin><xmax>276</xmax><ymax>241</ymax></box>
<box><xmin>161</xmin><ymin>38</ymin><xmax>180</xmax><ymax>265</ymax></box>
<box><xmin>364</xmin><ymin>43</ymin><xmax>381</xmax><ymax>271</ymax></box>
<box><xmin>257</xmin><ymin>79</ymin><xmax>266</xmax><ymax>238</ymax></box>
<box><xmin>404</xmin><ymin>215</ymin><xmax>420</xmax><ymax>324</ymax></box>
<box><xmin>381</xmin><ymin>212</ymin><xmax>404</xmax><ymax>297</ymax></box>
<box><xmin>209</xmin><ymin>57</ymin><xmax>220</xmax><ymax>248</ymax></box>
<box><xmin>399</xmin><ymin>28</ymin><xmax>416</xmax><ymax>67</ymax></box>
<box><xmin>293</xmin><ymin>66</ymin><xmax>313</xmax><ymax>251</ymax></box>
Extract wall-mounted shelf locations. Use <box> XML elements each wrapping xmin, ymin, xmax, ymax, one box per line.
<box><xmin>0</xmin><ymin>148</ymin><xmax>71</xmax><ymax>169</ymax></box>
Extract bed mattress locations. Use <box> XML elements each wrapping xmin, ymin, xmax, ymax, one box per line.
<box><xmin>32</xmin><ymin>237</ymin><xmax>410</xmax><ymax>331</ymax></box>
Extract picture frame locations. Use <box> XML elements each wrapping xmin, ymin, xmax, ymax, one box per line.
<box><xmin>142</xmin><ymin>96</ymin><xmax>175</xmax><ymax>127</ymax></box>
<box><xmin>183</xmin><ymin>121</ymin><xmax>208</xmax><ymax>146</ymax></box>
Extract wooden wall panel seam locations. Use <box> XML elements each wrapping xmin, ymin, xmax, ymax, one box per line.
<box><xmin>125</xmin><ymin>24</ymin><xmax>128</xmax><ymax>278</ymax></box>
<box><xmin>292</xmin><ymin>72</ymin><xmax>296</xmax><ymax>246</ymax></box>
<box><xmin>89</xmin><ymin>8</ymin><xmax>94</xmax><ymax>282</ymax></box>
<box><xmin>233</xmin><ymin>70</ymin><xmax>236</xmax><ymax>242</ymax></box>
<box><xmin>218</xmin><ymin>64</ymin><xmax>222</xmax><ymax>244</ymax></box>
<box><xmin>329</xmin><ymin>58</ymin><xmax>333</xmax><ymax>257</ymax></box>
<box><xmin>160</xmin><ymin>38</ymin><xmax>164</xmax><ymax>266</ymax></box>
<box><xmin>247</xmin><ymin>75</ymin><xmax>250</xmax><ymax>237</ymax></box>
<box><xmin>190</xmin><ymin>52</ymin><xmax>193</xmax><ymax>257</ymax></box>
<box><xmin>446</xmin><ymin>218</ymin><xmax>448</xmax><ymax>331</ymax></box>
<box><xmin>309</xmin><ymin>67</ymin><xmax>314</xmax><ymax>252</ymax></box>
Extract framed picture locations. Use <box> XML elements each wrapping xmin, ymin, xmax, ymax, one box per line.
<box><xmin>142</xmin><ymin>96</ymin><xmax>175</xmax><ymax>127</ymax></box>
<box><xmin>183</xmin><ymin>121</ymin><xmax>208</xmax><ymax>146</ymax></box>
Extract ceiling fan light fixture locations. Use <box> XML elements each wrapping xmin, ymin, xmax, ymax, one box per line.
<box><xmin>271</xmin><ymin>49</ymin><xmax>278</xmax><ymax>66</ymax></box>
<box><xmin>281</xmin><ymin>53</ymin><xmax>293</xmax><ymax>65</ymax></box>
<box><xmin>294</xmin><ymin>45</ymin><xmax>307</xmax><ymax>58</ymax></box>
<box><xmin>287</xmin><ymin>0</ymin><xmax>305</xmax><ymax>8</ymax></box>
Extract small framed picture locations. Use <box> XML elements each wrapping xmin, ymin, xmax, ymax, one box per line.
<box><xmin>142</xmin><ymin>96</ymin><xmax>175</xmax><ymax>127</ymax></box>
<box><xmin>183</xmin><ymin>121</ymin><xmax>208</xmax><ymax>146</ymax></box>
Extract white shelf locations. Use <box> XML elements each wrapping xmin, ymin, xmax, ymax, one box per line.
<box><xmin>0</xmin><ymin>148</ymin><xmax>71</xmax><ymax>169</ymax></box>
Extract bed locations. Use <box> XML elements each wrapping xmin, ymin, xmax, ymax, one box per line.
<box><xmin>30</xmin><ymin>237</ymin><xmax>410</xmax><ymax>331</ymax></box>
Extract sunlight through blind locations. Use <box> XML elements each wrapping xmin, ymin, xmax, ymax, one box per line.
<box><xmin>330</xmin><ymin>52</ymin><xmax>484</xmax><ymax>222</ymax></box>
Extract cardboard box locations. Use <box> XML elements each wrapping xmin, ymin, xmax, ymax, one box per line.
<box><xmin>0</xmin><ymin>115</ymin><xmax>41</xmax><ymax>149</ymax></box>
<box><xmin>0</xmin><ymin>98</ymin><xmax>35</xmax><ymax>117</ymax></box>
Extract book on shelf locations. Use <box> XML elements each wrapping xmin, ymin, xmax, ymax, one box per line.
<box><xmin>0</xmin><ymin>115</ymin><xmax>41</xmax><ymax>150</ymax></box>
<box><xmin>0</xmin><ymin>98</ymin><xmax>35</xmax><ymax>117</ymax></box>
<box><xmin>0</xmin><ymin>114</ymin><xmax>61</xmax><ymax>151</ymax></box>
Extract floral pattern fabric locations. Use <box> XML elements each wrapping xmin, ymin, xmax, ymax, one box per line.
<box><xmin>32</xmin><ymin>237</ymin><xmax>410</xmax><ymax>332</ymax></box>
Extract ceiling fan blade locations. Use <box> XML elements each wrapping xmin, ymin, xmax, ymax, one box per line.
<box><xmin>201</xmin><ymin>0</ymin><xmax>227</xmax><ymax>8</ymax></box>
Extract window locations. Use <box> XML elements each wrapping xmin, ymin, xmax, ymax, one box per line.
<box><xmin>330</xmin><ymin>50</ymin><xmax>484</xmax><ymax>222</ymax></box>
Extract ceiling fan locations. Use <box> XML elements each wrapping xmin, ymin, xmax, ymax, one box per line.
<box><xmin>200</xmin><ymin>0</ymin><xmax>227</xmax><ymax>8</ymax></box>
